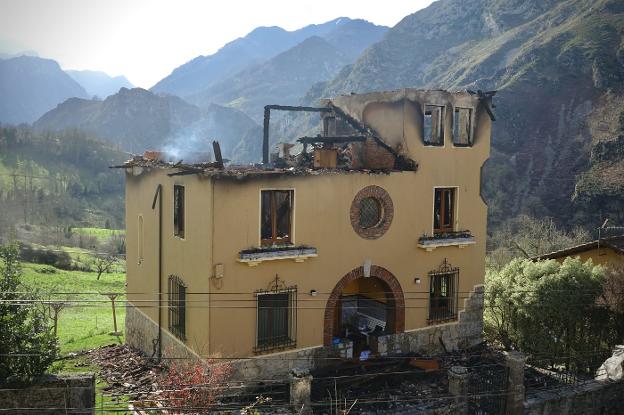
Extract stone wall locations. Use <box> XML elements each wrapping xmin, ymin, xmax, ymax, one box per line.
<box><xmin>524</xmin><ymin>380</ymin><xmax>624</xmax><ymax>415</ymax></box>
<box><xmin>125</xmin><ymin>303</ymin><xmax>200</xmax><ymax>361</ymax></box>
<box><xmin>0</xmin><ymin>375</ymin><xmax>95</xmax><ymax>414</ymax></box>
<box><xmin>376</xmin><ymin>285</ymin><xmax>484</xmax><ymax>356</ymax></box>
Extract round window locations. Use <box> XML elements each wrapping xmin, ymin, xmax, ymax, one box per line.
<box><xmin>359</xmin><ymin>197</ymin><xmax>382</xmax><ymax>229</ymax></box>
<box><xmin>350</xmin><ymin>186</ymin><xmax>394</xmax><ymax>239</ymax></box>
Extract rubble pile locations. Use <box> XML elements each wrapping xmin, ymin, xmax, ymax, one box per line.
<box><xmin>89</xmin><ymin>344</ymin><xmax>164</xmax><ymax>401</ymax></box>
<box><xmin>310</xmin><ymin>344</ymin><xmax>504</xmax><ymax>414</ymax></box>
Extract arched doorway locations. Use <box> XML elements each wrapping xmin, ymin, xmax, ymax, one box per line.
<box><xmin>323</xmin><ymin>265</ymin><xmax>405</xmax><ymax>347</ymax></box>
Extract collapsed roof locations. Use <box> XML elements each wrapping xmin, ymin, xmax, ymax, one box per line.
<box><xmin>113</xmin><ymin>88</ymin><xmax>496</xmax><ymax>179</ymax></box>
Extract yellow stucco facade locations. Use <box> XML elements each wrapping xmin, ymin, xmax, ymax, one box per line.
<box><xmin>124</xmin><ymin>89</ymin><xmax>493</xmax><ymax>360</ymax></box>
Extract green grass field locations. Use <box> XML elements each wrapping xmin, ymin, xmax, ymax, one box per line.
<box><xmin>20</xmin><ymin>261</ymin><xmax>130</xmax><ymax>412</ymax></box>
<box><xmin>73</xmin><ymin>227</ymin><xmax>125</xmax><ymax>243</ymax></box>
<box><xmin>21</xmin><ymin>262</ymin><xmax>126</xmax><ymax>354</ymax></box>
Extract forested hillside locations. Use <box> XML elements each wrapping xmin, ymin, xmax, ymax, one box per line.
<box><xmin>293</xmin><ymin>0</ymin><xmax>624</xmax><ymax>231</ymax></box>
<box><xmin>0</xmin><ymin>126</ymin><xmax>126</xmax><ymax>241</ymax></box>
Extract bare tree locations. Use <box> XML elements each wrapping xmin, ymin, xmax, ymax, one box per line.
<box><xmin>92</xmin><ymin>254</ymin><xmax>117</xmax><ymax>280</ymax></box>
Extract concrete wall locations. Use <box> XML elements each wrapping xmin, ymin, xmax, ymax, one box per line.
<box><xmin>0</xmin><ymin>375</ymin><xmax>95</xmax><ymax>415</ymax></box>
<box><xmin>549</xmin><ymin>247</ymin><xmax>624</xmax><ymax>268</ymax></box>
<box><xmin>124</xmin><ymin>89</ymin><xmax>491</xmax><ymax>361</ymax></box>
<box><xmin>524</xmin><ymin>380</ymin><xmax>624</xmax><ymax>415</ymax></box>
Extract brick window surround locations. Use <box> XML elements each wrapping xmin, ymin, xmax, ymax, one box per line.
<box><xmin>350</xmin><ymin>185</ymin><xmax>394</xmax><ymax>239</ymax></box>
<box><xmin>323</xmin><ymin>265</ymin><xmax>405</xmax><ymax>346</ymax></box>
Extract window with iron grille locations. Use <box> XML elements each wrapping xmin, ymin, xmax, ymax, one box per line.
<box><xmin>359</xmin><ymin>197</ymin><xmax>382</xmax><ymax>229</ymax></box>
<box><xmin>434</xmin><ymin>188</ymin><xmax>456</xmax><ymax>234</ymax></box>
<box><xmin>261</xmin><ymin>190</ymin><xmax>293</xmax><ymax>246</ymax></box>
<box><xmin>255</xmin><ymin>287</ymin><xmax>297</xmax><ymax>353</ymax></box>
<box><xmin>428</xmin><ymin>260</ymin><xmax>459</xmax><ymax>323</ymax></box>
<box><xmin>423</xmin><ymin>104</ymin><xmax>445</xmax><ymax>145</ymax></box>
<box><xmin>173</xmin><ymin>185</ymin><xmax>185</xmax><ymax>238</ymax></box>
<box><xmin>168</xmin><ymin>275</ymin><xmax>186</xmax><ymax>340</ymax></box>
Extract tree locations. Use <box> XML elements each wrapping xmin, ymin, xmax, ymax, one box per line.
<box><xmin>91</xmin><ymin>253</ymin><xmax>118</xmax><ymax>280</ymax></box>
<box><xmin>488</xmin><ymin>215</ymin><xmax>591</xmax><ymax>269</ymax></box>
<box><xmin>484</xmin><ymin>257</ymin><xmax>608</xmax><ymax>358</ymax></box>
<box><xmin>0</xmin><ymin>242</ymin><xmax>57</xmax><ymax>383</ymax></box>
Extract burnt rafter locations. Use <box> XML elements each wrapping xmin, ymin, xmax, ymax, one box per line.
<box><xmin>263</xmin><ymin>105</ymin><xmax>333</xmax><ymax>164</ymax></box>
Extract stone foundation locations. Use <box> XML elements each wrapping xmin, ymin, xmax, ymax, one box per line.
<box><xmin>125</xmin><ymin>284</ymin><xmax>483</xmax><ymax>381</ymax></box>
<box><xmin>376</xmin><ymin>285</ymin><xmax>484</xmax><ymax>356</ymax></box>
<box><xmin>125</xmin><ymin>303</ymin><xmax>200</xmax><ymax>361</ymax></box>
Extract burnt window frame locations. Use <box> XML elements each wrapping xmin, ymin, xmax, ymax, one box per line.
<box><xmin>423</xmin><ymin>104</ymin><xmax>446</xmax><ymax>146</ymax></box>
<box><xmin>433</xmin><ymin>187</ymin><xmax>457</xmax><ymax>235</ymax></box>
<box><xmin>428</xmin><ymin>259</ymin><xmax>459</xmax><ymax>324</ymax></box>
<box><xmin>173</xmin><ymin>184</ymin><xmax>185</xmax><ymax>239</ymax></box>
<box><xmin>255</xmin><ymin>286</ymin><xmax>297</xmax><ymax>353</ymax></box>
<box><xmin>452</xmin><ymin>106</ymin><xmax>473</xmax><ymax>147</ymax></box>
<box><xmin>260</xmin><ymin>189</ymin><xmax>294</xmax><ymax>247</ymax></box>
<box><xmin>168</xmin><ymin>275</ymin><xmax>186</xmax><ymax>340</ymax></box>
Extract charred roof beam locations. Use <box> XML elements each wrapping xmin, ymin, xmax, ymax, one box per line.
<box><xmin>263</xmin><ymin>105</ymin><xmax>332</xmax><ymax>164</ymax></box>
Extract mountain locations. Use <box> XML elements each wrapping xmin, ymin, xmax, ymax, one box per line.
<box><xmin>66</xmin><ymin>70</ymin><xmax>133</xmax><ymax>99</ymax></box>
<box><xmin>299</xmin><ymin>0</ymin><xmax>624</xmax><ymax>231</ymax></box>
<box><xmin>189</xmin><ymin>36</ymin><xmax>351</xmax><ymax>121</ymax></box>
<box><xmin>151</xmin><ymin>17</ymin><xmax>387</xmax><ymax>99</ymax></box>
<box><xmin>34</xmin><ymin>87</ymin><xmax>261</xmax><ymax>160</ymax></box>
<box><xmin>0</xmin><ymin>56</ymin><xmax>88</xmax><ymax>124</ymax></box>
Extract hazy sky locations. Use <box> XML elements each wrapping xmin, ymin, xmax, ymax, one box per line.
<box><xmin>0</xmin><ymin>0</ymin><xmax>434</xmax><ymax>88</ymax></box>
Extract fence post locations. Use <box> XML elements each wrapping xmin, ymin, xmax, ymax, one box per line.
<box><xmin>448</xmin><ymin>365</ymin><xmax>469</xmax><ymax>415</ymax></box>
<box><xmin>504</xmin><ymin>351</ymin><xmax>526</xmax><ymax>415</ymax></box>
<box><xmin>290</xmin><ymin>368</ymin><xmax>312</xmax><ymax>414</ymax></box>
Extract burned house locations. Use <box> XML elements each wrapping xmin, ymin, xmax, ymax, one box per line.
<box><xmin>120</xmin><ymin>88</ymin><xmax>495</xmax><ymax>379</ymax></box>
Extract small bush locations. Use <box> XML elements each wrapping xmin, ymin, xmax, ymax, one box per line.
<box><xmin>159</xmin><ymin>359</ymin><xmax>233</xmax><ymax>413</ymax></box>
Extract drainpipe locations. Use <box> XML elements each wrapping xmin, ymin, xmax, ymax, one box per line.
<box><xmin>151</xmin><ymin>184</ymin><xmax>163</xmax><ymax>362</ymax></box>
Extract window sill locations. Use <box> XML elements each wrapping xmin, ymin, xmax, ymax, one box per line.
<box><xmin>427</xmin><ymin>316</ymin><xmax>458</xmax><ymax>325</ymax></box>
<box><xmin>237</xmin><ymin>246</ymin><xmax>318</xmax><ymax>267</ymax></box>
<box><xmin>417</xmin><ymin>234</ymin><xmax>475</xmax><ymax>251</ymax></box>
<box><xmin>253</xmin><ymin>340</ymin><xmax>297</xmax><ymax>354</ymax></box>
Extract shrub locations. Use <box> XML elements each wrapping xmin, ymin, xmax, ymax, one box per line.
<box><xmin>0</xmin><ymin>242</ymin><xmax>57</xmax><ymax>383</ymax></box>
<box><xmin>159</xmin><ymin>359</ymin><xmax>233</xmax><ymax>414</ymax></box>
<box><xmin>484</xmin><ymin>257</ymin><xmax>610</xmax><ymax>357</ymax></box>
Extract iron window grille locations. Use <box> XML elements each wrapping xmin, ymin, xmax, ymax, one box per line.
<box><xmin>428</xmin><ymin>259</ymin><xmax>459</xmax><ymax>323</ymax></box>
<box><xmin>168</xmin><ymin>275</ymin><xmax>186</xmax><ymax>340</ymax></box>
<box><xmin>173</xmin><ymin>185</ymin><xmax>185</xmax><ymax>238</ymax></box>
<box><xmin>255</xmin><ymin>276</ymin><xmax>297</xmax><ymax>353</ymax></box>
<box><xmin>359</xmin><ymin>197</ymin><xmax>382</xmax><ymax>229</ymax></box>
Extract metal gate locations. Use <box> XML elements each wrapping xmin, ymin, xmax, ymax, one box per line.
<box><xmin>467</xmin><ymin>363</ymin><xmax>509</xmax><ymax>415</ymax></box>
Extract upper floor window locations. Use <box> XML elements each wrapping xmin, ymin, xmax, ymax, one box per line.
<box><xmin>173</xmin><ymin>185</ymin><xmax>185</xmax><ymax>238</ymax></box>
<box><xmin>434</xmin><ymin>188</ymin><xmax>456</xmax><ymax>234</ymax></box>
<box><xmin>168</xmin><ymin>275</ymin><xmax>186</xmax><ymax>340</ymax></box>
<box><xmin>424</xmin><ymin>104</ymin><xmax>445</xmax><ymax>146</ymax></box>
<box><xmin>261</xmin><ymin>190</ymin><xmax>293</xmax><ymax>246</ymax></box>
<box><xmin>453</xmin><ymin>107</ymin><xmax>472</xmax><ymax>146</ymax></box>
